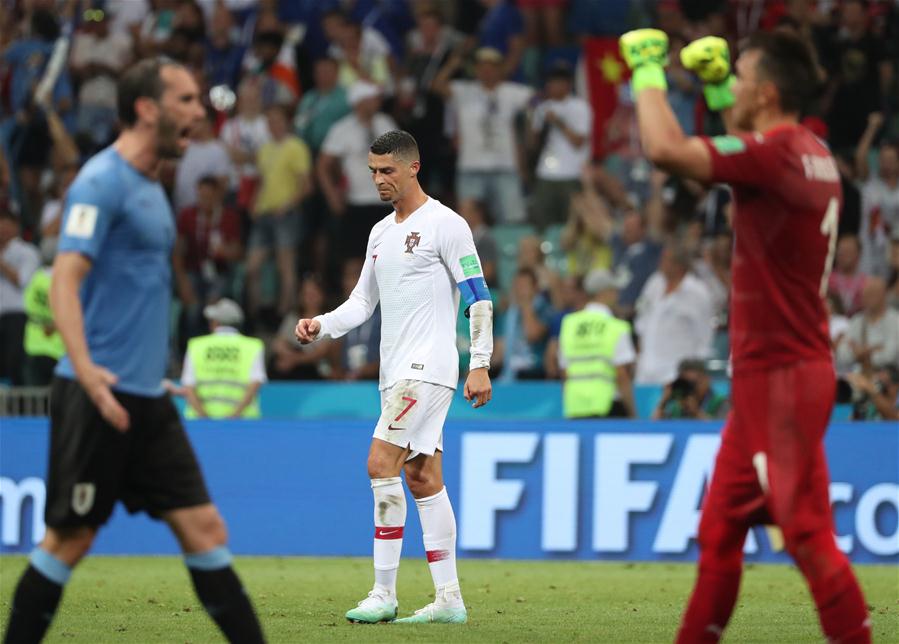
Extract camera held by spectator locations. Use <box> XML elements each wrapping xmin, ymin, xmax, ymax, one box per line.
<box><xmin>653</xmin><ymin>358</ymin><xmax>729</xmax><ymax>420</ymax></box>
<box><xmin>838</xmin><ymin>366</ymin><xmax>899</xmax><ymax>421</ymax></box>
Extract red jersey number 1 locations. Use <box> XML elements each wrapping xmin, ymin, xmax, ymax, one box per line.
<box><xmin>819</xmin><ymin>197</ymin><xmax>839</xmax><ymax>298</ymax></box>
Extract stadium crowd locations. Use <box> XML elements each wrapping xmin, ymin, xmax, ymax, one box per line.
<box><xmin>1</xmin><ymin>0</ymin><xmax>898</xmax><ymax>419</ymax></box>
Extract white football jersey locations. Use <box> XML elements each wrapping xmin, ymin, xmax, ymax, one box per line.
<box><xmin>315</xmin><ymin>197</ymin><xmax>488</xmax><ymax>390</ymax></box>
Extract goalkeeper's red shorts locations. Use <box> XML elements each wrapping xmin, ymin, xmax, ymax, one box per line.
<box><xmin>701</xmin><ymin>360</ymin><xmax>836</xmax><ymax>536</ymax></box>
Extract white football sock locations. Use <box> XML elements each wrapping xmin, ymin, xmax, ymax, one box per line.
<box><xmin>371</xmin><ymin>477</ymin><xmax>406</xmax><ymax>595</ymax></box>
<box><xmin>415</xmin><ymin>486</ymin><xmax>463</xmax><ymax>606</ymax></box>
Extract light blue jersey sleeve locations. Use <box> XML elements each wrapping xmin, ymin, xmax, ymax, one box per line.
<box><xmin>57</xmin><ymin>162</ymin><xmax>121</xmax><ymax>261</ymax></box>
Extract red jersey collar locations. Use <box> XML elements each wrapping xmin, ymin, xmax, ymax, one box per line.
<box><xmin>762</xmin><ymin>122</ymin><xmax>801</xmax><ymax>137</ymax></box>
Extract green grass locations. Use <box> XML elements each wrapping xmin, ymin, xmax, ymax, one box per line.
<box><xmin>1</xmin><ymin>557</ymin><xmax>896</xmax><ymax>643</ymax></box>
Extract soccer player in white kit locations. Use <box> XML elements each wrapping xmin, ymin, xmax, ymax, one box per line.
<box><xmin>295</xmin><ymin>130</ymin><xmax>494</xmax><ymax>625</ymax></box>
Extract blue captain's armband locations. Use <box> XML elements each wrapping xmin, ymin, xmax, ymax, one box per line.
<box><xmin>459</xmin><ymin>276</ymin><xmax>490</xmax><ymax>310</ymax></box>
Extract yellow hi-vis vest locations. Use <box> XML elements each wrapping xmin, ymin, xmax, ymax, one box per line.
<box><xmin>23</xmin><ymin>268</ymin><xmax>65</xmax><ymax>360</ymax></box>
<box><xmin>185</xmin><ymin>333</ymin><xmax>264</xmax><ymax>419</ymax></box>
<box><xmin>559</xmin><ymin>308</ymin><xmax>630</xmax><ymax>418</ymax></box>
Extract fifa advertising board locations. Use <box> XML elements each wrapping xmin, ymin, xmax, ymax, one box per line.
<box><xmin>1</xmin><ymin>419</ymin><xmax>896</xmax><ymax>562</ymax></box>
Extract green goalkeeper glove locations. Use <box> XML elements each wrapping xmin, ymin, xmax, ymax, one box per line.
<box><xmin>680</xmin><ymin>36</ymin><xmax>735</xmax><ymax>111</ymax></box>
<box><xmin>619</xmin><ymin>29</ymin><xmax>669</xmax><ymax>93</ymax></box>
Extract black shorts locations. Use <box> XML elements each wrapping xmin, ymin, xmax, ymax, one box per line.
<box><xmin>45</xmin><ymin>377</ymin><xmax>211</xmax><ymax>529</ymax></box>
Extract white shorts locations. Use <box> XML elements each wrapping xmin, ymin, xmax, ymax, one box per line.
<box><xmin>373</xmin><ymin>380</ymin><xmax>454</xmax><ymax>458</ymax></box>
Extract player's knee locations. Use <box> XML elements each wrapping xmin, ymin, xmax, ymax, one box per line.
<box><xmin>404</xmin><ymin>470</ymin><xmax>439</xmax><ymax>498</ymax></box>
<box><xmin>367</xmin><ymin>452</ymin><xmax>395</xmax><ymax>479</ymax></box>
<box><xmin>697</xmin><ymin>517</ymin><xmax>744</xmax><ymax>572</ymax></box>
<box><xmin>783</xmin><ymin>527</ymin><xmax>845</xmax><ymax>580</ymax></box>
<box><xmin>199</xmin><ymin>510</ymin><xmax>228</xmax><ymax>548</ymax></box>
<box><xmin>42</xmin><ymin>526</ymin><xmax>96</xmax><ymax>566</ymax></box>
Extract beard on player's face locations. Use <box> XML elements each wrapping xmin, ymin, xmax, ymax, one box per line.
<box><xmin>156</xmin><ymin>114</ymin><xmax>185</xmax><ymax>159</ymax></box>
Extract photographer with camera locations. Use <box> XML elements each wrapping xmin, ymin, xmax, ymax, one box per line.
<box><xmin>843</xmin><ymin>366</ymin><xmax>899</xmax><ymax>421</ymax></box>
<box><xmin>652</xmin><ymin>358</ymin><xmax>728</xmax><ymax>420</ymax></box>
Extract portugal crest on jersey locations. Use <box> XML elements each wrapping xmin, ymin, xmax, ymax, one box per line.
<box><xmin>404</xmin><ymin>232</ymin><xmax>421</xmax><ymax>254</ymax></box>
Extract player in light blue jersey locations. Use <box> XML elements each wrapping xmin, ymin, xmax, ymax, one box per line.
<box><xmin>3</xmin><ymin>59</ymin><xmax>266</xmax><ymax>644</ymax></box>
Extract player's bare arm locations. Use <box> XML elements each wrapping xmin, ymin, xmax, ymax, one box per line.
<box><xmin>620</xmin><ymin>30</ymin><xmax>746</xmax><ymax>183</ymax></box>
<box><xmin>51</xmin><ymin>252</ymin><xmax>130</xmax><ymax>431</ymax></box>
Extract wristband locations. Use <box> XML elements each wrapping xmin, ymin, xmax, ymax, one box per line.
<box><xmin>703</xmin><ymin>75</ymin><xmax>735</xmax><ymax>111</ymax></box>
<box><xmin>631</xmin><ymin>64</ymin><xmax>668</xmax><ymax>94</ymax></box>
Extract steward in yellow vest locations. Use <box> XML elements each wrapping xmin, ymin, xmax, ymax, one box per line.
<box><xmin>23</xmin><ymin>267</ymin><xmax>65</xmax><ymax>386</ymax></box>
<box><xmin>182</xmin><ymin>299</ymin><xmax>266</xmax><ymax>419</ymax></box>
<box><xmin>558</xmin><ymin>269</ymin><xmax>636</xmax><ymax>418</ymax></box>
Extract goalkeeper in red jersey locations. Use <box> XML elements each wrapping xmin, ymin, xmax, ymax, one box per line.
<box><xmin>618</xmin><ymin>28</ymin><xmax>870</xmax><ymax>644</ymax></box>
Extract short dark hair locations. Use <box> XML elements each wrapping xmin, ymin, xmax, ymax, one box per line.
<box><xmin>196</xmin><ymin>175</ymin><xmax>221</xmax><ymax>189</ymax></box>
<box><xmin>370</xmin><ymin>130</ymin><xmax>420</xmax><ymax>162</ymax></box>
<box><xmin>744</xmin><ymin>30</ymin><xmax>820</xmax><ymax>115</ymax></box>
<box><xmin>516</xmin><ymin>267</ymin><xmax>538</xmax><ymax>285</ymax></box>
<box><xmin>31</xmin><ymin>9</ymin><xmax>59</xmax><ymax>41</ymax></box>
<box><xmin>265</xmin><ymin>102</ymin><xmax>293</xmax><ymax>120</ymax></box>
<box><xmin>117</xmin><ymin>58</ymin><xmax>176</xmax><ymax>127</ymax></box>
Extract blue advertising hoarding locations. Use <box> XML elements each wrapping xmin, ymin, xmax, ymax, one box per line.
<box><xmin>1</xmin><ymin>419</ymin><xmax>896</xmax><ymax>563</ymax></box>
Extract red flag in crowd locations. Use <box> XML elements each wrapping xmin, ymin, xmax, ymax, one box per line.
<box><xmin>582</xmin><ymin>36</ymin><xmax>629</xmax><ymax>159</ymax></box>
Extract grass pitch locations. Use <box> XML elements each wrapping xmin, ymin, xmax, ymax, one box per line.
<box><xmin>1</xmin><ymin>556</ymin><xmax>896</xmax><ymax>643</ymax></box>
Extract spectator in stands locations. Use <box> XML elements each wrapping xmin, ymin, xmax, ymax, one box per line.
<box><xmin>693</xmin><ymin>232</ymin><xmax>732</xmax><ymax>322</ymax></box>
<box><xmin>560</xmin><ymin>178</ymin><xmax>614</xmax><ymax>278</ymax></box>
<box><xmin>889</xmin><ymin>237</ymin><xmax>899</xmax><ymax>310</ymax></box>
<box><xmin>634</xmin><ymin>243</ymin><xmax>715</xmax><ymax>385</ymax></box>
<box><xmin>173</xmin><ymin>175</ymin><xmax>243</xmax><ymax>341</ymax></box>
<box><xmin>137</xmin><ymin>0</ymin><xmax>178</xmax><ymax>57</ymax></box>
<box><xmin>106</xmin><ymin>0</ymin><xmax>149</xmax><ymax>42</ymax></box>
<box><xmin>22</xmin><ymin>251</ymin><xmax>63</xmax><ymax>387</ymax></box>
<box><xmin>252</xmin><ymin>29</ymin><xmax>300</xmax><ymax>109</ymax></box>
<box><xmin>204</xmin><ymin>2</ymin><xmax>245</xmax><ymax>90</ymax></box>
<box><xmin>827</xmin><ymin>292</ymin><xmax>851</xmax><ymax>357</ymax></box>
<box><xmin>829</xmin><ymin>235</ymin><xmax>868</xmax><ymax>316</ymax></box>
<box><xmin>653</xmin><ymin>359</ymin><xmax>729</xmax><ymax>420</ymax></box>
<box><xmin>331</xmin><ymin>258</ymin><xmax>380</xmax><ymax>381</ymax></box>
<box><xmin>856</xmin><ymin>116</ymin><xmax>899</xmax><ymax>277</ymax></box>
<box><xmin>181</xmin><ymin>299</ymin><xmax>267</xmax><ymax>419</ymax></box>
<box><xmin>611</xmin><ymin>209</ymin><xmax>662</xmax><ymax>320</ymax></box>
<box><xmin>173</xmin><ymin>108</ymin><xmax>233</xmax><ymax>212</ymax></box>
<box><xmin>665</xmin><ymin>32</ymin><xmax>701</xmax><ymax>136</ymax></box>
<box><xmin>38</xmin><ymin>161</ymin><xmax>78</xmax><ymax>262</ymax></box>
<box><xmin>530</xmin><ymin>61</ymin><xmax>592</xmax><ymax>230</ymax></box>
<box><xmin>820</xmin><ymin>0</ymin><xmax>893</xmax><ymax>153</ymax></box>
<box><xmin>558</xmin><ymin>269</ymin><xmax>636</xmax><ymax>418</ymax></box>
<box><xmin>293</xmin><ymin>57</ymin><xmax>350</xmax><ymax>155</ymax></box>
<box><xmin>1</xmin><ymin>9</ymin><xmax>73</xmax><ymax>226</ymax></box>
<box><xmin>477</xmin><ymin>0</ymin><xmax>526</xmax><ymax>80</ymax></box>
<box><xmin>322</xmin><ymin>9</ymin><xmax>394</xmax><ymax>92</ymax></box>
<box><xmin>317</xmin><ymin>81</ymin><xmax>397</xmax><ymax>259</ymax></box>
<box><xmin>246</xmin><ymin>104</ymin><xmax>313</xmax><ymax>319</ymax></box>
<box><xmin>220</xmin><ymin>77</ymin><xmax>270</xmax><ymax>212</ymax></box>
<box><xmin>495</xmin><ymin>267</ymin><xmax>556</xmax><ymax>381</ymax></box>
<box><xmin>269</xmin><ymin>273</ymin><xmax>333</xmax><ymax>380</ymax></box>
<box><xmin>398</xmin><ymin>7</ymin><xmax>463</xmax><ymax>199</ymax></box>
<box><xmin>0</xmin><ymin>210</ymin><xmax>40</xmax><ymax>386</ymax></box>
<box><xmin>845</xmin><ymin>365</ymin><xmax>899</xmax><ymax>421</ymax></box>
<box><xmin>836</xmin><ymin>275</ymin><xmax>899</xmax><ymax>373</ymax></box>
<box><xmin>518</xmin><ymin>0</ymin><xmax>568</xmax><ymax>47</ymax></box>
<box><xmin>433</xmin><ymin>46</ymin><xmax>533</xmax><ymax>224</ymax></box>
<box><xmin>544</xmin><ymin>274</ymin><xmax>590</xmax><ymax>380</ymax></box>
<box><xmin>459</xmin><ymin>200</ymin><xmax>499</xmax><ymax>287</ymax></box>
<box><xmin>69</xmin><ymin>4</ymin><xmax>133</xmax><ymax>148</ymax></box>
<box><xmin>516</xmin><ymin>234</ymin><xmax>558</xmax><ymax>296</ymax></box>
